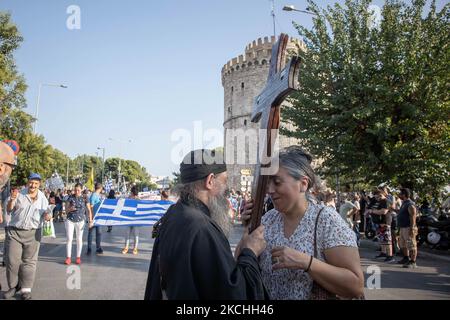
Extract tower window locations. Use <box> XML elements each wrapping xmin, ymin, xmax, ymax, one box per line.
<box><xmin>231</xmin><ymin>86</ymin><xmax>234</xmax><ymax>93</ymax></box>
<box><xmin>241</xmin><ymin>82</ymin><xmax>244</xmax><ymax>89</ymax></box>
<box><xmin>244</xmin><ymin>120</ymin><xmax>247</xmax><ymax>126</ymax></box>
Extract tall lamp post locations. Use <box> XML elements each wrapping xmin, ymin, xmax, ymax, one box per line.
<box><xmin>34</xmin><ymin>83</ymin><xmax>68</xmax><ymax>133</ymax></box>
<box><xmin>66</xmin><ymin>158</ymin><xmax>70</xmax><ymax>186</ymax></box>
<box><xmin>108</xmin><ymin>138</ymin><xmax>132</xmax><ymax>192</ymax></box>
<box><xmin>97</xmin><ymin>147</ymin><xmax>106</xmax><ymax>184</ymax></box>
<box><xmin>282</xmin><ymin>5</ymin><xmax>317</xmax><ymax>15</ymax></box>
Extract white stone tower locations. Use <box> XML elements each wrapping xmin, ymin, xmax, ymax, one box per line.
<box><xmin>222</xmin><ymin>36</ymin><xmax>305</xmax><ymax>191</ymax></box>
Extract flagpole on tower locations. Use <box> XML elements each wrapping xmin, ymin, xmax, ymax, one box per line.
<box><xmin>271</xmin><ymin>0</ymin><xmax>276</xmax><ymax>37</ymax></box>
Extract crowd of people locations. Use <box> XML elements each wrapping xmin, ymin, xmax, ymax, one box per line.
<box><xmin>1</xmin><ymin>140</ymin><xmax>448</xmax><ymax>300</ymax></box>
<box><xmin>225</xmin><ymin>177</ymin><xmax>429</xmax><ymax>270</ymax></box>
<box><xmin>0</xmin><ymin>155</ymin><xmax>171</xmax><ymax>300</ymax></box>
<box><xmin>311</xmin><ymin>185</ymin><xmax>424</xmax><ymax>269</ymax></box>
<box><xmin>225</xmin><ymin>189</ymin><xmax>250</xmax><ymax>224</ymax></box>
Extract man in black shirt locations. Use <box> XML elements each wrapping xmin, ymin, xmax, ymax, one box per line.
<box><xmin>368</xmin><ymin>190</ymin><xmax>392</xmax><ymax>261</ymax></box>
<box><xmin>396</xmin><ymin>188</ymin><xmax>418</xmax><ymax>268</ymax></box>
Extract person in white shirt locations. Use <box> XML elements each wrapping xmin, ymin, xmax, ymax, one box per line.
<box><xmin>339</xmin><ymin>194</ymin><xmax>358</xmax><ymax>229</ymax></box>
<box><xmin>4</xmin><ymin>173</ymin><xmax>51</xmax><ymax>300</ymax></box>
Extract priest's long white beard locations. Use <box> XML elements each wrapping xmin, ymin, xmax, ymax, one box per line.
<box><xmin>208</xmin><ymin>191</ymin><xmax>232</xmax><ymax>238</ymax></box>
<box><xmin>176</xmin><ymin>180</ymin><xmax>232</xmax><ymax>238</ymax></box>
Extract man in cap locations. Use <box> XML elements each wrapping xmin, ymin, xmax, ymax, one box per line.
<box><xmin>144</xmin><ymin>149</ymin><xmax>267</xmax><ymax>300</ymax></box>
<box><xmin>3</xmin><ymin>173</ymin><xmax>51</xmax><ymax>300</ymax></box>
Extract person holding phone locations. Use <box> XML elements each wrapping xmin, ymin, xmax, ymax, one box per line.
<box><xmin>64</xmin><ymin>183</ymin><xmax>90</xmax><ymax>265</ymax></box>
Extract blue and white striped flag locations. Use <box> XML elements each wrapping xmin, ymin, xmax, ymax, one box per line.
<box><xmin>93</xmin><ymin>198</ymin><xmax>174</xmax><ymax>227</ymax></box>
<box><xmin>104</xmin><ymin>179</ymin><xmax>113</xmax><ymax>193</ymax></box>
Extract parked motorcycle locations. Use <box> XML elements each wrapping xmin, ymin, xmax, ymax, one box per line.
<box><xmin>417</xmin><ymin>213</ymin><xmax>450</xmax><ymax>250</ymax></box>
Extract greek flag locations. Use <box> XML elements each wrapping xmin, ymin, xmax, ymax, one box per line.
<box><xmin>93</xmin><ymin>199</ymin><xmax>174</xmax><ymax>227</ymax></box>
<box><xmin>104</xmin><ymin>179</ymin><xmax>113</xmax><ymax>193</ymax></box>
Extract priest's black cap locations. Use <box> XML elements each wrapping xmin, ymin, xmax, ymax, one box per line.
<box><xmin>180</xmin><ymin>149</ymin><xmax>227</xmax><ymax>184</ymax></box>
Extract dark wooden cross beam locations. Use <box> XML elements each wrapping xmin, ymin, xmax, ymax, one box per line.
<box><xmin>249</xmin><ymin>33</ymin><xmax>301</xmax><ymax>232</ymax></box>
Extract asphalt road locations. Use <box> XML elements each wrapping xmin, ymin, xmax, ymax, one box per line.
<box><xmin>0</xmin><ymin>223</ymin><xmax>449</xmax><ymax>300</ymax></box>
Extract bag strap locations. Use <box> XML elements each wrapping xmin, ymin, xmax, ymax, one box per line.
<box><xmin>313</xmin><ymin>207</ymin><xmax>326</xmax><ymax>259</ymax></box>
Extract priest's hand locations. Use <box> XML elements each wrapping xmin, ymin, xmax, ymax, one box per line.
<box><xmin>241</xmin><ymin>200</ymin><xmax>253</xmax><ymax>226</ymax></box>
<box><xmin>240</xmin><ymin>225</ymin><xmax>266</xmax><ymax>257</ymax></box>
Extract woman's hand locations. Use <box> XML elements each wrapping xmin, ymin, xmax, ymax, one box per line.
<box><xmin>271</xmin><ymin>246</ymin><xmax>310</xmax><ymax>271</ymax></box>
<box><xmin>241</xmin><ymin>200</ymin><xmax>254</xmax><ymax>226</ymax></box>
<box><xmin>67</xmin><ymin>201</ymin><xmax>77</xmax><ymax>213</ymax></box>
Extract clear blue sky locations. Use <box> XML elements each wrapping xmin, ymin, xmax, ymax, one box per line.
<box><xmin>0</xmin><ymin>0</ymin><xmax>444</xmax><ymax>177</ymax></box>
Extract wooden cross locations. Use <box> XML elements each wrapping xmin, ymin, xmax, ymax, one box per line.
<box><xmin>249</xmin><ymin>33</ymin><xmax>301</xmax><ymax>232</ymax></box>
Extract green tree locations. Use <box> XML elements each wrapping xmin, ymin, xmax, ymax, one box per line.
<box><xmin>104</xmin><ymin>157</ymin><xmax>154</xmax><ymax>189</ymax></box>
<box><xmin>0</xmin><ymin>12</ymin><xmax>71</xmax><ymax>186</ymax></box>
<box><xmin>0</xmin><ymin>12</ymin><xmax>27</xmax><ymax>119</ymax></box>
<box><xmin>282</xmin><ymin>0</ymin><xmax>450</xmax><ymax>196</ymax></box>
<box><xmin>0</xmin><ymin>13</ymin><xmax>157</xmax><ymax>189</ymax></box>
<box><xmin>170</xmin><ymin>171</ymin><xmax>180</xmax><ymax>188</ymax></box>
<box><xmin>72</xmin><ymin>155</ymin><xmax>103</xmax><ymax>183</ymax></box>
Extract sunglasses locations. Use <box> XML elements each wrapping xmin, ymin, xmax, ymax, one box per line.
<box><xmin>2</xmin><ymin>162</ymin><xmax>16</xmax><ymax>169</ymax></box>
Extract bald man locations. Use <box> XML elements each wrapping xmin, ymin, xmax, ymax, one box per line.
<box><xmin>0</xmin><ymin>142</ymin><xmax>16</xmax><ymax>225</ymax></box>
<box><xmin>0</xmin><ymin>141</ymin><xmax>15</xmax><ymax>189</ymax></box>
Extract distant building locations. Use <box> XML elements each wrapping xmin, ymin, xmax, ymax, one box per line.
<box><xmin>151</xmin><ymin>176</ymin><xmax>171</xmax><ymax>189</ymax></box>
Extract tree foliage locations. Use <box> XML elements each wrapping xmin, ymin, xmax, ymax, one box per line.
<box><xmin>104</xmin><ymin>158</ymin><xmax>155</xmax><ymax>189</ymax></box>
<box><xmin>0</xmin><ymin>12</ymin><xmax>156</xmax><ymax>188</ymax></box>
<box><xmin>282</xmin><ymin>0</ymin><xmax>450</xmax><ymax>195</ymax></box>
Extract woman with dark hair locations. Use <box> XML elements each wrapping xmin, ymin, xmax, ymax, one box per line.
<box><xmin>160</xmin><ymin>190</ymin><xmax>169</xmax><ymax>200</ymax></box>
<box><xmin>122</xmin><ymin>186</ymin><xmax>140</xmax><ymax>254</ymax></box>
<box><xmin>241</xmin><ymin>146</ymin><xmax>364</xmax><ymax>299</ymax></box>
<box><xmin>107</xmin><ymin>190</ymin><xmax>116</xmax><ymax>199</ymax></box>
<box><xmin>54</xmin><ymin>189</ymin><xmax>64</xmax><ymax>222</ymax></box>
<box><xmin>64</xmin><ymin>183</ymin><xmax>90</xmax><ymax>265</ymax></box>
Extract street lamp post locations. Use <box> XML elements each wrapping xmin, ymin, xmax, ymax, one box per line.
<box><xmin>282</xmin><ymin>5</ymin><xmax>317</xmax><ymax>15</ymax></box>
<box><xmin>80</xmin><ymin>156</ymin><xmax>84</xmax><ymax>184</ymax></box>
<box><xmin>34</xmin><ymin>83</ymin><xmax>68</xmax><ymax>133</ymax></box>
<box><xmin>108</xmin><ymin>138</ymin><xmax>132</xmax><ymax>192</ymax></box>
<box><xmin>66</xmin><ymin>158</ymin><xmax>70</xmax><ymax>186</ymax></box>
<box><xmin>97</xmin><ymin>147</ymin><xmax>106</xmax><ymax>184</ymax></box>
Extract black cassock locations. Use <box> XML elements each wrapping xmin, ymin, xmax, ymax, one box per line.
<box><xmin>144</xmin><ymin>199</ymin><xmax>268</xmax><ymax>300</ymax></box>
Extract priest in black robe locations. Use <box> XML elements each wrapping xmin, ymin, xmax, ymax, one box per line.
<box><xmin>144</xmin><ymin>149</ymin><xmax>267</xmax><ymax>300</ymax></box>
